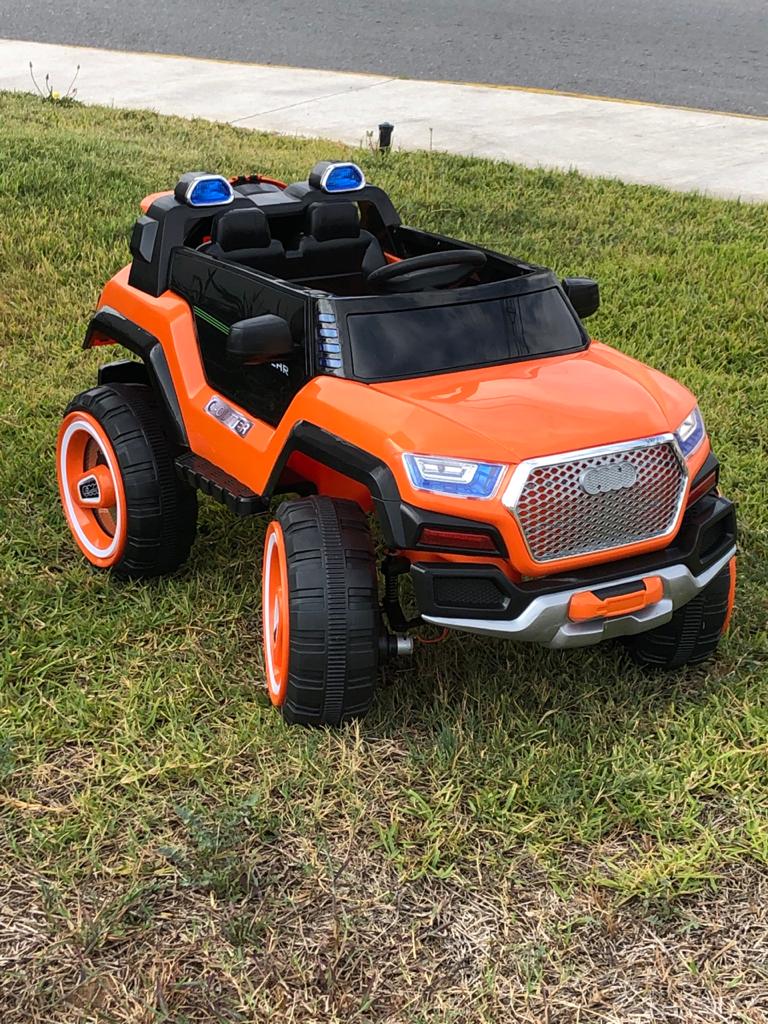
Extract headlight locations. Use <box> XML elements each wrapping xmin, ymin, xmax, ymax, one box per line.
<box><xmin>675</xmin><ymin>406</ymin><xmax>705</xmax><ymax>457</ymax></box>
<box><xmin>402</xmin><ymin>453</ymin><xmax>506</xmax><ymax>499</ymax></box>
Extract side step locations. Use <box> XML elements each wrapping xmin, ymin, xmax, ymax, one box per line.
<box><xmin>175</xmin><ymin>453</ymin><xmax>268</xmax><ymax>517</ymax></box>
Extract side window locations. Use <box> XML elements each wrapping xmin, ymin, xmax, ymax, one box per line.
<box><xmin>170</xmin><ymin>249</ymin><xmax>310</xmax><ymax>425</ymax></box>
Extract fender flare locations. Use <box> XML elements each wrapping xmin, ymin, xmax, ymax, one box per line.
<box><xmin>265</xmin><ymin>422</ymin><xmax>407</xmax><ymax>548</ymax></box>
<box><xmin>84</xmin><ymin>306</ymin><xmax>188</xmax><ymax>446</ymax></box>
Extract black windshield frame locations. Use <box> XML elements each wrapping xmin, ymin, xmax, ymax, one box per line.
<box><xmin>326</xmin><ymin>271</ymin><xmax>589</xmax><ymax>383</ymax></box>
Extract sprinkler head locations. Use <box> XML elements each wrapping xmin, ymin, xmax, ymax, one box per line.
<box><xmin>378</xmin><ymin>122</ymin><xmax>395</xmax><ymax>151</ymax></box>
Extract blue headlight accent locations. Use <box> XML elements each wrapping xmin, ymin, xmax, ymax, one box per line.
<box><xmin>321</xmin><ymin>163</ymin><xmax>366</xmax><ymax>193</ymax></box>
<box><xmin>186</xmin><ymin>175</ymin><xmax>234</xmax><ymax>207</ymax></box>
<box><xmin>403</xmin><ymin>454</ymin><xmax>506</xmax><ymax>500</ymax></box>
<box><xmin>675</xmin><ymin>406</ymin><xmax>705</xmax><ymax>457</ymax></box>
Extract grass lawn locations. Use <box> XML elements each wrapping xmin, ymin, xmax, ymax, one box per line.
<box><xmin>1</xmin><ymin>90</ymin><xmax>767</xmax><ymax>1023</ymax></box>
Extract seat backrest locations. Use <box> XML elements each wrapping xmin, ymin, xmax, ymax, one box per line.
<box><xmin>295</xmin><ymin>202</ymin><xmax>384</xmax><ymax>280</ymax></box>
<box><xmin>207</xmin><ymin>208</ymin><xmax>286</xmax><ymax>274</ymax></box>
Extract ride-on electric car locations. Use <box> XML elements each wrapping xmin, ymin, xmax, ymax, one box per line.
<box><xmin>57</xmin><ymin>161</ymin><xmax>737</xmax><ymax>725</ymax></box>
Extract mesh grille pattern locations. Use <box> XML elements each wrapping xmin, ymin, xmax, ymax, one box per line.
<box><xmin>513</xmin><ymin>441</ymin><xmax>686</xmax><ymax>563</ymax></box>
<box><xmin>434</xmin><ymin>576</ymin><xmax>504</xmax><ymax>610</ymax></box>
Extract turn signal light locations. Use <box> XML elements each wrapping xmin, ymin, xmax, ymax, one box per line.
<box><xmin>418</xmin><ymin>526</ymin><xmax>500</xmax><ymax>553</ymax></box>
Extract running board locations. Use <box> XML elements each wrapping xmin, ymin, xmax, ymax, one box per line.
<box><xmin>175</xmin><ymin>453</ymin><xmax>268</xmax><ymax>517</ymax></box>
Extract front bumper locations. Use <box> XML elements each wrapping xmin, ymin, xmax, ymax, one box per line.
<box><xmin>411</xmin><ymin>493</ymin><xmax>736</xmax><ymax>649</ymax></box>
<box><xmin>421</xmin><ymin>547</ymin><xmax>734</xmax><ymax>647</ymax></box>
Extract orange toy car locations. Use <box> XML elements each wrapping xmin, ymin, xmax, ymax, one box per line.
<box><xmin>57</xmin><ymin>162</ymin><xmax>737</xmax><ymax>725</ymax></box>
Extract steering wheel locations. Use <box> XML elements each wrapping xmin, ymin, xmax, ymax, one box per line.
<box><xmin>367</xmin><ymin>250</ymin><xmax>487</xmax><ymax>293</ymax></box>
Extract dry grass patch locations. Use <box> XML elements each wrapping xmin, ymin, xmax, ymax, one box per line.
<box><xmin>2</xmin><ymin>854</ymin><xmax>767</xmax><ymax>1023</ymax></box>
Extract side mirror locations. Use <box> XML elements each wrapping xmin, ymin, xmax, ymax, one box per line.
<box><xmin>226</xmin><ymin>315</ymin><xmax>294</xmax><ymax>365</ymax></box>
<box><xmin>562</xmin><ymin>277</ymin><xmax>600</xmax><ymax>320</ymax></box>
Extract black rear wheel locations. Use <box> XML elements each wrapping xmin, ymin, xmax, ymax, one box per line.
<box><xmin>623</xmin><ymin>559</ymin><xmax>735</xmax><ymax>669</ymax></box>
<box><xmin>57</xmin><ymin>384</ymin><xmax>197</xmax><ymax>578</ymax></box>
<box><xmin>261</xmin><ymin>496</ymin><xmax>380</xmax><ymax>726</ymax></box>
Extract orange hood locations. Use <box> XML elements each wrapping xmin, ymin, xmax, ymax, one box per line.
<box><xmin>371</xmin><ymin>342</ymin><xmax>696</xmax><ymax>465</ymax></box>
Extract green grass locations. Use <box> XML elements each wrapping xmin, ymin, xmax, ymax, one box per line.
<box><xmin>0</xmin><ymin>91</ymin><xmax>767</xmax><ymax>1023</ymax></box>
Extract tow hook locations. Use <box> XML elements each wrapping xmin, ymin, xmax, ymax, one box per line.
<box><xmin>379</xmin><ymin>633</ymin><xmax>414</xmax><ymax>661</ymax></box>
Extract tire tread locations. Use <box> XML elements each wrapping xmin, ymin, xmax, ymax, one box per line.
<box><xmin>274</xmin><ymin>496</ymin><xmax>379</xmax><ymax>726</ymax></box>
<box><xmin>624</xmin><ymin>564</ymin><xmax>732</xmax><ymax>669</ymax></box>
<box><xmin>64</xmin><ymin>384</ymin><xmax>197</xmax><ymax>578</ymax></box>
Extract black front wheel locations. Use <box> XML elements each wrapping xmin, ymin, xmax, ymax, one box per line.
<box><xmin>623</xmin><ymin>559</ymin><xmax>735</xmax><ymax>669</ymax></box>
<box><xmin>261</xmin><ymin>496</ymin><xmax>380</xmax><ymax>726</ymax></box>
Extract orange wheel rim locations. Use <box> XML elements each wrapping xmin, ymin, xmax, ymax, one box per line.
<box><xmin>263</xmin><ymin>522</ymin><xmax>290</xmax><ymax>705</ymax></box>
<box><xmin>56</xmin><ymin>411</ymin><xmax>127</xmax><ymax>568</ymax></box>
<box><xmin>722</xmin><ymin>555</ymin><xmax>737</xmax><ymax>634</ymax></box>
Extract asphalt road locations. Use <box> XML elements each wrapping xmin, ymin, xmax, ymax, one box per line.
<box><xmin>3</xmin><ymin>0</ymin><xmax>767</xmax><ymax>115</ymax></box>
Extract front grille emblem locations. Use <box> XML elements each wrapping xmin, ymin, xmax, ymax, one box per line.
<box><xmin>579</xmin><ymin>460</ymin><xmax>638</xmax><ymax>495</ymax></box>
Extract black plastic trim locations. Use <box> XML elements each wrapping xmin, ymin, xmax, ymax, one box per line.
<box><xmin>264</xmin><ymin>421</ymin><xmax>404</xmax><ymax>546</ymax></box>
<box><xmin>84</xmin><ymin>307</ymin><xmax>188</xmax><ymax>447</ymax></box>
<box><xmin>148</xmin><ymin>345</ymin><xmax>188</xmax><ymax>446</ymax></box>
<box><xmin>97</xmin><ymin>359</ymin><xmax>149</xmax><ymax>386</ymax></box>
<box><xmin>84</xmin><ymin>305</ymin><xmax>156</xmax><ymax>357</ymax></box>
<box><xmin>411</xmin><ymin>563</ymin><xmax>513</xmax><ymax>620</ymax></box>
<box><xmin>410</xmin><ymin>494</ymin><xmax>736</xmax><ymax>621</ymax></box>
<box><xmin>130</xmin><ymin>216</ymin><xmax>159</xmax><ymax>264</ymax></box>
<box><xmin>399</xmin><ymin>503</ymin><xmax>508</xmax><ymax>557</ymax></box>
<box><xmin>690</xmin><ymin>450</ymin><xmax>720</xmax><ymax>496</ymax></box>
<box><xmin>175</xmin><ymin>452</ymin><xmax>267</xmax><ymax>516</ymax></box>
<box><xmin>589</xmin><ymin>578</ymin><xmax>651</xmax><ymax>599</ymax></box>
<box><xmin>433</xmin><ymin>574</ymin><xmax>507</xmax><ymax>611</ymax></box>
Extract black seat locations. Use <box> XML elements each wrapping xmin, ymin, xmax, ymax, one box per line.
<box><xmin>207</xmin><ymin>208</ymin><xmax>286</xmax><ymax>274</ymax></box>
<box><xmin>293</xmin><ymin>202</ymin><xmax>385</xmax><ymax>281</ymax></box>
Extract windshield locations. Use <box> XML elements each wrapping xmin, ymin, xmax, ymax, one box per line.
<box><xmin>343</xmin><ymin>283</ymin><xmax>587</xmax><ymax>382</ymax></box>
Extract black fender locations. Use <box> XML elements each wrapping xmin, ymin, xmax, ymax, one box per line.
<box><xmin>265</xmin><ymin>422</ymin><xmax>407</xmax><ymax>547</ymax></box>
<box><xmin>97</xmin><ymin>359</ymin><xmax>150</xmax><ymax>387</ymax></box>
<box><xmin>84</xmin><ymin>306</ymin><xmax>188</xmax><ymax>447</ymax></box>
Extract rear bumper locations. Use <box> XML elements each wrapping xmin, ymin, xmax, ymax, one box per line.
<box><xmin>411</xmin><ymin>493</ymin><xmax>736</xmax><ymax>648</ymax></box>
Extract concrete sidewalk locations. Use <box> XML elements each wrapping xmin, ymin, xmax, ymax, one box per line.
<box><xmin>3</xmin><ymin>38</ymin><xmax>767</xmax><ymax>202</ymax></box>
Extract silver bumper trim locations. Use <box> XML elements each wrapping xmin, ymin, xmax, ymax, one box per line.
<box><xmin>421</xmin><ymin>546</ymin><xmax>736</xmax><ymax>649</ymax></box>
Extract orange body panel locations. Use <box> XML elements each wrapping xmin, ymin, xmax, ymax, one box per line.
<box><xmin>139</xmin><ymin>191</ymin><xmax>173</xmax><ymax>213</ymax></box>
<box><xmin>371</xmin><ymin>342</ymin><xmax>698</xmax><ymax>465</ymax></box>
<box><xmin>95</xmin><ymin>266</ymin><xmax>709</xmax><ymax>579</ymax></box>
<box><xmin>286</xmin><ymin>453</ymin><xmax>374</xmax><ymax>510</ymax></box>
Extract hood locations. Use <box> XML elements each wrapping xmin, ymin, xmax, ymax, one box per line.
<box><xmin>371</xmin><ymin>342</ymin><xmax>696</xmax><ymax>465</ymax></box>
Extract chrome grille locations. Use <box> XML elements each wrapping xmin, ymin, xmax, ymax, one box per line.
<box><xmin>506</xmin><ymin>437</ymin><xmax>687</xmax><ymax>563</ymax></box>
